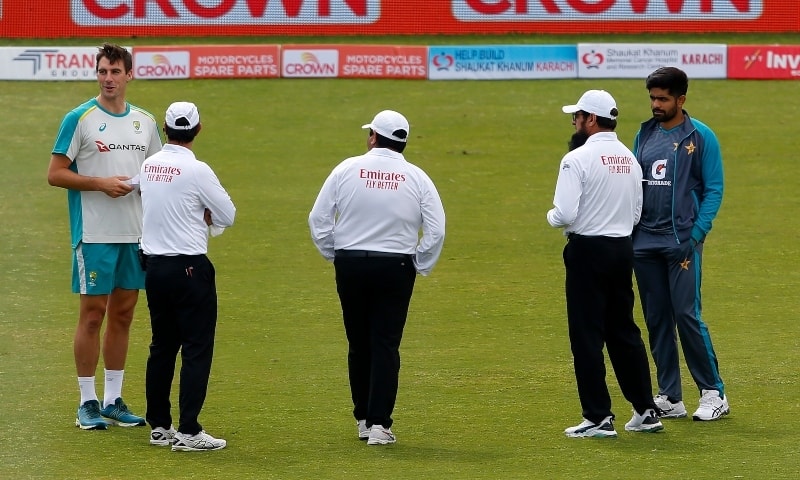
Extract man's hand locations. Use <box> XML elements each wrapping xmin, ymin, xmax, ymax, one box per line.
<box><xmin>204</xmin><ymin>208</ymin><xmax>213</xmax><ymax>226</ymax></box>
<box><xmin>98</xmin><ymin>176</ymin><xmax>134</xmax><ymax>198</ymax></box>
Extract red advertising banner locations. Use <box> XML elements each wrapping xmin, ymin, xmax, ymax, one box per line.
<box><xmin>728</xmin><ymin>45</ymin><xmax>800</xmax><ymax>78</ymax></box>
<box><xmin>132</xmin><ymin>45</ymin><xmax>280</xmax><ymax>79</ymax></box>
<box><xmin>0</xmin><ymin>1</ymin><xmax>798</xmax><ymax>38</ymax></box>
<box><xmin>281</xmin><ymin>44</ymin><xmax>427</xmax><ymax>79</ymax></box>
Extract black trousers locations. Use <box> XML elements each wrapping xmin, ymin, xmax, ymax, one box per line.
<box><xmin>144</xmin><ymin>254</ymin><xmax>217</xmax><ymax>435</ymax></box>
<box><xmin>563</xmin><ymin>235</ymin><xmax>656</xmax><ymax>424</ymax></box>
<box><xmin>334</xmin><ymin>251</ymin><xmax>416</xmax><ymax>429</ymax></box>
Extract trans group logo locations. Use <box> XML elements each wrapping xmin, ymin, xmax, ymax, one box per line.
<box><xmin>13</xmin><ymin>49</ymin><xmax>59</xmax><ymax>74</ymax></box>
<box><xmin>8</xmin><ymin>47</ymin><xmax>96</xmax><ymax>80</ymax></box>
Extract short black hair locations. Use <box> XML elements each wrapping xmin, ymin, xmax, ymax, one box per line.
<box><xmin>646</xmin><ymin>67</ymin><xmax>689</xmax><ymax>97</ymax></box>
<box><xmin>372</xmin><ymin>129</ymin><xmax>407</xmax><ymax>153</ymax></box>
<box><xmin>596</xmin><ymin>114</ymin><xmax>617</xmax><ymax>130</ymax></box>
<box><xmin>96</xmin><ymin>43</ymin><xmax>132</xmax><ymax>73</ymax></box>
<box><xmin>164</xmin><ymin>124</ymin><xmax>200</xmax><ymax>143</ymax></box>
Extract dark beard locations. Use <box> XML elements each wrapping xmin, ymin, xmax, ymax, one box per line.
<box><xmin>568</xmin><ymin>130</ymin><xmax>590</xmax><ymax>151</ymax></box>
<box><xmin>653</xmin><ymin>107</ymin><xmax>678</xmax><ymax>124</ymax></box>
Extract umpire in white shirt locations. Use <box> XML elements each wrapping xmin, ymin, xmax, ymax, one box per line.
<box><xmin>309</xmin><ymin>110</ymin><xmax>445</xmax><ymax>446</ymax></box>
<box><xmin>547</xmin><ymin>91</ymin><xmax>662</xmax><ymax>438</ymax></box>
<box><xmin>140</xmin><ymin>102</ymin><xmax>236</xmax><ymax>451</ymax></box>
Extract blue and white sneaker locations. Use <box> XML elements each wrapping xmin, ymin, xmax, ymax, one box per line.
<box><xmin>75</xmin><ymin>400</ymin><xmax>109</xmax><ymax>430</ymax></box>
<box><xmin>564</xmin><ymin>416</ymin><xmax>617</xmax><ymax>438</ymax></box>
<box><xmin>100</xmin><ymin>397</ymin><xmax>146</xmax><ymax>427</ymax></box>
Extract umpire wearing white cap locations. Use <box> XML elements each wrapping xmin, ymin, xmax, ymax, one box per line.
<box><xmin>140</xmin><ymin>101</ymin><xmax>236</xmax><ymax>451</ymax></box>
<box><xmin>309</xmin><ymin>110</ymin><xmax>446</xmax><ymax>446</ymax></box>
<box><xmin>548</xmin><ymin>91</ymin><xmax>663</xmax><ymax>438</ymax></box>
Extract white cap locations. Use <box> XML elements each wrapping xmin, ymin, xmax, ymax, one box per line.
<box><xmin>165</xmin><ymin>101</ymin><xmax>200</xmax><ymax>130</ymax></box>
<box><xmin>362</xmin><ymin>110</ymin><xmax>409</xmax><ymax>142</ymax></box>
<box><xmin>561</xmin><ymin>90</ymin><xmax>618</xmax><ymax>120</ymax></box>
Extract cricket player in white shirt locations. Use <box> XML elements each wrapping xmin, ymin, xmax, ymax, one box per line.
<box><xmin>309</xmin><ymin>110</ymin><xmax>445</xmax><ymax>446</ymax></box>
<box><xmin>547</xmin><ymin>90</ymin><xmax>663</xmax><ymax>439</ymax></box>
<box><xmin>139</xmin><ymin>101</ymin><xmax>235</xmax><ymax>451</ymax></box>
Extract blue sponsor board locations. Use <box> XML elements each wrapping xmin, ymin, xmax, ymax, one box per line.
<box><xmin>428</xmin><ymin>45</ymin><xmax>577</xmax><ymax>80</ymax></box>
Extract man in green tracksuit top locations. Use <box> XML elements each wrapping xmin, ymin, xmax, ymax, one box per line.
<box><xmin>632</xmin><ymin>67</ymin><xmax>729</xmax><ymax>422</ymax></box>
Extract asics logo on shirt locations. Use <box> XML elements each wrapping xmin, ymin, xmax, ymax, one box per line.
<box><xmin>93</xmin><ymin>141</ymin><xmax>146</xmax><ymax>153</ymax></box>
<box><xmin>99</xmin><ymin>123</ymin><xmax>107</xmax><ymax>132</ymax></box>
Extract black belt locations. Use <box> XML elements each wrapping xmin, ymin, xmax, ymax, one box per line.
<box><xmin>146</xmin><ymin>254</ymin><xmax>206</xmax><ymax>260</ymax></box>
<box><xmin>335</xmin><ymin>249</ymin><xmax>410</xmax><ymax>258</ymax></box>
<box><xmin>567</xmin><ymin>233</ymin><xmax>630</xmax><ymax>241</ymax></box>
<box><xmin>567</xmin><ymin>233</ymin><xmax>589</xmax><ymax>240</ymax></box>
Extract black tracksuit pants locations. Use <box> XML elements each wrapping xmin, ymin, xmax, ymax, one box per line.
<box><xmin>564</xmin><ymin>234</ymin><xmax>656</xmax><ymax>424</ymax></box>
<box><xmin>144</xmin><ymin>254</ymin><xmax>217</xmax><ymax>435</ymax></box>
<box><xmin>334</xmin><ymin>252</ymin><xmax>417</xmax><ymax>429</ymax></box>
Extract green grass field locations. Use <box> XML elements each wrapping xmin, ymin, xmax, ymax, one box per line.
<box><xmin>1</xmin><ymin>35</ymin><xmax>799</xmax><ymax>479</ymax></box>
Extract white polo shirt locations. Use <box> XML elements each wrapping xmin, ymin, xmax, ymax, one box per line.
<box><xmin>308</xmin><ymin>147</ymin><xmax>446</xmax><ymax>276</ymax></box>
<box><xmin>547</xmin><ymin>132</ymin><xmax>643</xmax><ymax>237</ymax></box>
<box><xmin>140</xmin><ymin>144</ymin><xmax>236</xmax><ymax>256</ymax></box>
<box><xmin>52</xmin><ymin>98</ymin><xmax>162</xmax><ymax>246</ymax></box>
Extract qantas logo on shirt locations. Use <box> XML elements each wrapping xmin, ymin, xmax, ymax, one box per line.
<box><xmin>94</xmin><ymin>141</ymin><xmax>146</xmax><ymax>153</ymax></box>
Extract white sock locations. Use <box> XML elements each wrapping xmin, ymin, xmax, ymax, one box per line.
<box><xmin>103</xmin><ymin>369</ymin><xmax>124</xmax><ymax>408</ymax></box>
<box><xmin>78</xmin><ymin>376</ymin><xmax>98</xmax><ymax>405</ymax></box>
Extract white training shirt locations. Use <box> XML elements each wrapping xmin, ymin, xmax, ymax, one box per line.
<box><xmin>308</xmin><ymin>147</ymin><xmax>446</xmax><ymax>276</ymax></box>
<box><xmin>140</xmin><ymin>144</ymin><xmax>236</xmax><ymax>256</ymax></box>
<box><xmin>52</xmin><ymin>98</ymin><xmax>162</xmax><ymax>246</ymax></box>
<box><xmin>547</xmin><ymin>132</ymin><xmax>643</xmax><ymax>237</ymax></box>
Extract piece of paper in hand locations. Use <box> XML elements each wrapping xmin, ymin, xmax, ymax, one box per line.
<box><xmin>209</xmin><ymin>225</ymin><xmax>225</xmax><ymax>237</ymax></box>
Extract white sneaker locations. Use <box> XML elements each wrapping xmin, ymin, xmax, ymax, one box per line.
<box><xmin>624</xmin><ymin>409</ymin><xmax>664</xmax><ymax>433</ymax></box>
<box><xmin>692</xmin><ymin>389</ymin><xmax>730</xmax><ymax>421</ymax></box>
<box><xmin>171</xmin><ymin>430</ymin><xmax>227</xmax><ymax>451</ymax></box>
<box><xmin>564</xmin><ymin>416</ymin><xmax>617</xmax><ymax>438</ymax></box>
<box><xmin>654</xmin><ymin>394</ymin><xmax>688</xmax><ymax>418</ymax></box>
<box><xmin>150</xmin><ymin>426</ymin><xmax>177</xmax><ymax>446</ymax></box>
<box><xmin>357</xmin><ymin>419</ymin><xmax>369</xmax><ymax>441</ymax></box>
<box><xmin>366</xmin><ymin>425</ymin><xmax>396</xmax><ymax>445</ymax></box>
